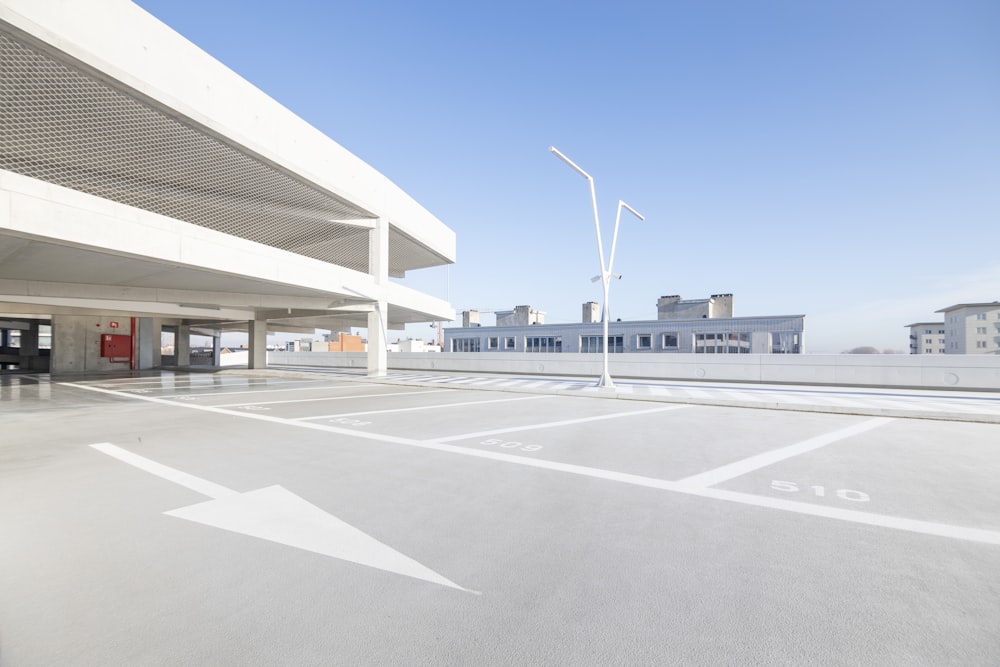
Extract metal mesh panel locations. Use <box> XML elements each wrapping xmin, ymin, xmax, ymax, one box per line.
<box><xmin>0</xmin><ymin>29</ymin><xmax>375</xmax><ymax>272</ymax></box>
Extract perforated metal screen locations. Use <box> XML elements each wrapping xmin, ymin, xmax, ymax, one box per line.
<box><xmin>0</xmin><ymin>28</ymin><xmax>448</xmax><ymax>277</ymax></box>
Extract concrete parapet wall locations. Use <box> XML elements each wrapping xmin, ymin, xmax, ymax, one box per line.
<box><xmin>266</xmin><ymin>352</ymin><xmax>1000</xmax><ymax>391</ymax></box>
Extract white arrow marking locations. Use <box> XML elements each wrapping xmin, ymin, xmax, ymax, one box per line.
<box><xmin>90</xmin><ymin>443</ymin><xmax>475</xmax><ymax>594</ymax></box>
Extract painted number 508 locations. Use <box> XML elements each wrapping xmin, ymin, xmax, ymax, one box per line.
<box><xmin>480</xmin><ymin>439</ymin><xmax>542</xmax><ymax>452</ymax></box>
<box><xmin>771</xmin><ymin>480</ymin><xmax>869</xmax><ymax>502</ymax></box>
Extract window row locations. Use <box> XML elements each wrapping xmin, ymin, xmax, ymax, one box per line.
<box><xmin>694</xmin><ymin>332</ymin><xmax>752</xmax><ymax>354</ymax></box>
<box><xmin>451</xmin><ymin>332</ymin><xmax>794</xmax><ymax>353</ymax></box>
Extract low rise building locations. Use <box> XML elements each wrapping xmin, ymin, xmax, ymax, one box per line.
<box><xmin>447</xmin><ymin>294</ymin><xmax>804</xmax><ymax>354</ymax></box>
<box><xmin>904</xmin><ymin>322</ymin><xmax>945</xmax><ymax>355</ymax></box>
<box><xmin>935</xmin><ymin>302</ymin><xmax>1000</xmax><ymax>354</ymax></box>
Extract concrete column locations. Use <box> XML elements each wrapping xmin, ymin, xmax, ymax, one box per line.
<box><xmin>176</xmin><ymin>324</ymin><xmax>191</xmax><ymax>366</ymax></box>
<box><xmin>50</xmin><ymin>314</ymin><xmax>83</xmax><ymax>374</ymax></box>
<box><xmin>248</xmin><ymin>319</ymin><xmax>267</xmax><ymax>369</ymax></box>
<box><xmin>212</xmin><ymin>333</ymin><xmax>222</xmax><ymax>366</ymax></box>
<box><xmin>367</xmin><ymin>302</ymin><xmax>387</xmax><ymax>377</ymax></box>
<box><xmin>137</xmin><ymin>317</ymin><xmax>154</xmax><ymax>369</ymax></box>
<box><xmin>19</xmin><ymin>320</ymin><xmax>39</xmax><ymax>370</ymax></box>
<box><xmin>367</xmin><ymin>217</ymin><xmax>389</xmax><ymax>377</ymax></box>
<box><xmin>151</xmin><ymin>319</ymin><xmax>163</xmax><ymax>368</ymax></box>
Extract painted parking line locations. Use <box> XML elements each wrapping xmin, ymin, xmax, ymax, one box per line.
<box><xmin>159</xmin><ymin>383</ymin><xmax>366</xmax><ymax>399</ymax></box>
<box><xmin>63</xmin><ymin>382</ymin><xmax>1000</xmax><ymax>546</ymax></box>
<box><xmin>433</xmin><ymin>405</ymin><xmax>692</xmax><ymax>443</ymax></box>
<box><xmin>80</xmin><ymin>377</ymin><xmax>324</xmax><ymax>388</ymax></box>
<box><xmin>674</xmin><ymin>418</ymin><xmax>893</xmax><ymax>489</ymax></box>
<box><xmin>294</xmin><ymin>394</ymin><xmax>554</xmax><ymax>421</ymax></box>
<box><xmin>213</xmin><ymin>389</ymin><xmax>455</xmax><ymax>408</ymax></box>
<box><xmin>91</xmin><ymin>442</ymin><xmax>236</xmax><ymax>499</ymax></box>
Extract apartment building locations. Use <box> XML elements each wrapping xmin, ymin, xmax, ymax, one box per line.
<box><xmin>904</xmin><ymin>322</ymin><xmax>946</xmax><ymax>354</ymax></box>
<box><xmin>936</xmin><ymin>302</ymin><xmax>1000</xmax><ymax>354</ymax></box>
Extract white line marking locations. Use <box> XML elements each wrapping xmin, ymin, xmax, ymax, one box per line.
<box><xmin>214</xmin><ymin>388</ymin><xmax>454</xmax><ymax>408</ymax></box>
<box><xmin>90</xmin><ymin>443</ymin><xmax>474</xmax><ymax>592</ymax></box>
<box><xmin>675</xmin><ymin>418</ymin><xmax>893</xmax><ymax>489</ymax></box>
<box><xmin>692</xmin><ymin>487</ymin><xmax>1000</xmax><ymax>545</ymax></box>
<box><xmin>161</xmin><ymin>383</ymin><xmax>364</xmax><ymax>399</ymax></box>
<box><xmin>295</xmin><ymin>394</ymin><xmax>554</xmax><ymax>420</ymax></box>
<box><xmin>67</xmin><ymin>384</ymin><xmax>1000</xmax><ymax>546</ymax></box>
<box><xmin>79</xmin><ymin>378</ymin><xmax>323</xmax><ymax>389</ymax></box>
<box><xmin>90</xmin><ymin>442</ymin><xmax>236</xmax><ymax>499</ymax></box>
<box><xmin>433</xmin><ymin>405</ymin><xmax>691</xmax><ymax>443</ymax></box>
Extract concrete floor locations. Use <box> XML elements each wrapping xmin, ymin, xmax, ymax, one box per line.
<box><xmin>2</xmin><ymin>370</ymin><xmax>999</xmax><ymax>665</ymax></box>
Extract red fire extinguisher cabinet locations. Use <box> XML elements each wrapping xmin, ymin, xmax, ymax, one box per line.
<box><xmin>101</xmin><ymin>334</ymin><xmax>132</xmax><ymax>362</ymax></box>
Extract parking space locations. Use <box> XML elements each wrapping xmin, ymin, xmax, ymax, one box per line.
<box><xmin>436</xmin><ymin>405</ymin><xmax>878</xmax><ymax>481</ymax></box>
<box><xmin>2</xmin><ymin>370</ymin><xmax>999</xmax><ymax>665</ymax></box>
<box><xmin>718</xmin><ymin>417</ymin><xmax>1000</xmax><ymax>530</ymax></box>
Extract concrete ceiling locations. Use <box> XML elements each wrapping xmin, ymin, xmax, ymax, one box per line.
<box><xmin>0</xmin><ymin>232</ymin><xmax>442</xmax><ymax>331</ymax></box>
<box><xmin>0</xmin><ymin>234</ymin><xmax>333</xmax><ymax>297</ymax></box>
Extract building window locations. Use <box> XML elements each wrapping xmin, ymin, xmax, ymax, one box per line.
<box><xmin>924</xmin><ymin>329</ymin><xmax>932</xmax><ymax>334</ymax></box>
<box><xmin>977</xmin><ymin>327</ymin><xmax>987</xmax><ymax>334</ymax></box>
<box><xmin>771</xmin><ymin>332</ymin><xmax>801</xmax><ymax>354</ymax></box>
<box><xmin>504</xmin><ymin>337</ymin><xmax>515</xmax><ymax>350</ymax></box>
<box><xmin>451</xmin><ymin>337</ymin><xmax>481</xmax><ymax>352</ymax></box>
<box><xmin>526</xmin><ymin>336</ymin><xmax>562</xmax><ymax>353</ymax></box>
<box><xmin>729</xmin><ymin>332</ymin><xmax>751</xmax><ymax>353</ymax></box>
<box><xmin>661</xmin><ymin>333</ymin><xmax>679</xmax><ymax>349</ymax></box>
<box><xmin>637</xmin><ymin>334</ymin><xmax>652</xmax><ymax>350</ymax></box>
<box><xmin>696</xmin><ymin>333</ymin><xmax>722</xmax><ymax>353</ymax></box>
<box><xmin>487</xmin><ymin>337</ymin><xmax>499</xmax><ymax>350</ymax></box>
<box><xmin>977</xmin><ymin>313</ymin><xmax>987</xmax><ymax>320</ymax></box>
<box><xmin>976</xmin><ymin>341</ymin><xmax>987</xmax><ymax>348</ymax></box>
<box><xmin>580</xmin><ymin>335</ymin><xmax>623</xmax><ymax>353</ymax></box>
<box><xmin>695</xmin><ymin>332</ymin><xmax>751</xmax><ymax>354</ymax></box>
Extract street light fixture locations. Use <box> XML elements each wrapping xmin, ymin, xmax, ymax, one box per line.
<box><xmin>550</xmin><ymin>146</ymin><xmax>644</xmax><ymax>388</ymax></box>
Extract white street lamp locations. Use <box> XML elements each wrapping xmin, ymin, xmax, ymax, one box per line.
<box><xmin>550</xmin><ymin>146</ymin><xmax>644</xmax><ymax>388</ymax></box>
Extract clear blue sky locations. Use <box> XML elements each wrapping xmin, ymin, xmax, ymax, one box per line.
<box><xmin>136</xmin><ymin>0</ymin><xmax>999</xmax><ymax>353</ymax></box>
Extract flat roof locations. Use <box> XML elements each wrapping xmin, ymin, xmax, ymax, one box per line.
<box><xmin>935</xmin><ymin>302</ymin><xmax>1000</xmax><ymax>312</ymax></box>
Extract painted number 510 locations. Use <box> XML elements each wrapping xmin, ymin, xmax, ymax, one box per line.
<box><xmin>771</xmin><ymin>480</ymin><xmax>869</xmax><ymax>502</ymax></box>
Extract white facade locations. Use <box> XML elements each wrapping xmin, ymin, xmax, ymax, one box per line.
<box><xmin>905</xmin><ymin>322</ymin><xmax>945</xmax><ymax>355</ymax></box>
<box><xmin>0</xmin><ymin>0</ymin><xmax>455</xmax><ymax>374</ymax></box>
<box><xmin>446</xmin><ymin>316</ymin><xmax>804</xmax><ymax>354</ymax></box>
<box><xmin>448</xmin><ymin>294</ymin><xmax>803</xmax><ymax>355</ymax></box>
<box><xmin>936</xmin><ymin>303</ymin><xmax>1000</xmax><ymax>355</ymax></box>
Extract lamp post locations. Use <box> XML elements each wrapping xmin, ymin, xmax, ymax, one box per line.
<box><xmin>550</xmin><ymin>146</ymin><xmax>644</xmax><ymax>388</ymax></box>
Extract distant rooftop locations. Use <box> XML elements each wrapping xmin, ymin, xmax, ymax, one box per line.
<box><xmin>935</xmin><ymin>302</ymin><xmax>1000</xmax><ymax>312</ymax></box>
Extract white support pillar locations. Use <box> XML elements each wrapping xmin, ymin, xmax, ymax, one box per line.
<box><xmin>176</xmin><ymin>324</ymin><xmax>191</xmax><ymax>366</ymax></box>
<box><xmin>248</xmin><ymin>319</ymin><xmax>267</xmax><ymax>369</ymax></box>
<box><xmin>212</xmin><ymin>333</ymin><xmax>222</xmax><ymax>366</ymax></box>
<box><xmin>247</xmin><ymin>320</ymin><xmax>267</xmax><ymax>368</ymax></box>
<box><xmin>368</xmin><ymin>217</ymin><xmax>389</xmax><ymax>377</ymax></box>
<box><xmin>367</xmin><ymin>302</ymin><xmax>387</xmax><ymax>377</ymax></box>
